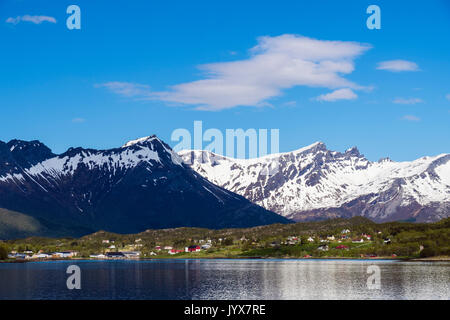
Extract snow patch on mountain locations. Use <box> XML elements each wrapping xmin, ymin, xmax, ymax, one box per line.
<box><xmin>179</xmin><ymin>144</ymin><xmax>450</xmax><ymax>222</ymax></box>
<box><xmin>122</xmin><ymin>136</ymin><xmax>155</xmax><ymax>148</ymax></box>
<box><xmin>0</xmin><ymin>135</ymin><xmax>190</xmax><ymax>185</ymax></box>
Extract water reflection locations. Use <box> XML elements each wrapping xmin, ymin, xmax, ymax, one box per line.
<box><xmin>0</xmin><ymin>259</ymin><xmax>448</xmax><ymax>299</ymax></box>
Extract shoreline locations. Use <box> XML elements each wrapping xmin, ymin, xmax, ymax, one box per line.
<box><xmin>2</xmin><ymin>255</ymin><xmax>449</xmax><ymax>263</ymax></box>
<box><xmin>407</xmin><ymin>256</ymin><xmax>450</xmax><ymax>262</ymax></box>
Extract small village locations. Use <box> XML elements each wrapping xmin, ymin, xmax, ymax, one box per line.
<box><xmin>4</xmin><ymin>226</ymin><xmax>398</xmax><ymax>261</ymax></box>
<box><xmin>3</xmin><ymin>216</ymin><xmax>447</xmax><ymax>262</ymax></box>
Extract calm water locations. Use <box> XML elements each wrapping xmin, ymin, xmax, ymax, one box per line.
<box><xmin>0</xmin><ymin>259</ymin><xmax>448</xmax><ymax>300</ymax></box>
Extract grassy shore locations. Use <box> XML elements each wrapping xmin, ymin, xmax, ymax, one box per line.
<box><xmin>1</xmin><ymin>217</ymin><xmax>449</xmax><ymax>261</ymax></box>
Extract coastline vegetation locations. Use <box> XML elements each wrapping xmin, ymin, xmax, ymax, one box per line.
<box><xmin>1</xmin><ymin>217</ymin><xmax>449</xmax><ymax>261</ymax></box>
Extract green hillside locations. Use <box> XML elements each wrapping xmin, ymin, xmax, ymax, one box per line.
<box><xmin>0</xmin><ymin>208</ymin><xmax>45</xmax><ymax>240</ymax></box>
<box><xmin>0</xmin><ymin>208</ymin><xmax>95</xmax><ymax>240</ymax></box>
<box><xmin>2</xmin><ymin>216</ymin><xmax>449</xmax><ymax>260</ymax></box>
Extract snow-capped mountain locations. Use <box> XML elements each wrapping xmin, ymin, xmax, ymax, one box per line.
<box><xmin>0</xmin><ymin>136</ymin><xmax>288</xmax><ymax>238</ymax></box>
<box><xmin>179</xmin><ymin>142</ymin><xmax>450</xmax><ymax>223</ymax></box>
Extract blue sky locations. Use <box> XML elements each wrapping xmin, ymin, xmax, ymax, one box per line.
<box><xmin>0</xmin><ymin>0</ymin><xmax>449</xmax><ymax>161</ymax></box>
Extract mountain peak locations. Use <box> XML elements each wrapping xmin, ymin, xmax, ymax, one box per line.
<box><xmin>344</xmin><ymin>146</ymin><xmax>361</xmax><ymax>157</ymax></box>
<box><xmin>122</xmin><ymin>135</ymin><xmax>158</xmax><ymax>148</ymax></box>
<box><xmin>292</xmin><ymin>141</ymin><xmax>327</xmax><ymax>154</ymax></box>
<box><xmin>4</xmin><ymin>139</ymin><xmax>54</xmax><ymax>167</ymax></box>
<box><xmin>7</xmin><ymin>139</ymin><xmax>47</xmax><ymax>151</ymax></box>
<box><xmin>180</xmin><ymin>141</ymin><xmax>450</xmax><ymax>224</ymax></box>
<box><xmin>0</xmin><ymin>135</ymin><xmax>289</xmax><ymax>237</ymax></box>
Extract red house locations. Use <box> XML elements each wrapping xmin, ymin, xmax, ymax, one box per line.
<box><xmin>187</xmin><ymin>245</ymin><xmax>201</xmax><ymax>252</ymax></box>
<box><xmin>336</xmin><ymin>245</ymin><xmax>349</xmax><ymax>249</ymax></box>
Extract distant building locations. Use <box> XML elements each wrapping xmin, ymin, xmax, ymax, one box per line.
<box><xmin>31</xmin><ymin>253</ymin><xmax>52</xmax><ymax>259</ymax></box>
<box><xmin>53</xmin><ymin>251</ymin><xmax>76</xmax><ymax>258</ymax></box>
<box><xmin>8</xmin><ymin>253</ymin><xmax>27</xmax><ymax>259</ymax></box>
<box><xmin>186</xmin><ymin>245</ymin><xmax>201</xmax><ymax>252</ymax></box>
<box><xmin>105</xmin><ymin>252</ymin><xmax>125</xmax><ymax>259</ymax></box>
<box><xmin>168</xmin><ymin>249</ymin><xmax>183</xmax><ymax>255</ymax></box>
<box><xmin>121</xmin><ymin>251</ymin><xmax>141</xmax><ymax>259</ymax></box>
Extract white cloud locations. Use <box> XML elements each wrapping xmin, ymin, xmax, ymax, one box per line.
<box><xmin>393</xmin><ymin>98</ymin><xmax>423</xmax><ymax>104</ymax></box>
<box><xmin>376</xmin><ymin>60</ymin><xmax>419</xmax><ymax>72</ymax></box>
<box><xmin>315</xmin><ymin>88</ymin><xmax>357</xmax><ymax>102</ymax></box>
<box><xmin>6</xmin><ymin>15</ymin><xmax>56</xmax><ymax>25</ymax></box>
<box><xmin>95</xmin><ymin>82</ymin><xmax>151</xmax><ymax>97</ymax></box>
<box><xmin>402</xmin><ymin>115</ymin><xmax>421</xmax><ymax>122</ymax></box>
<box><xmin>97</xmin><ymin>34</ymin><xmax>371</xmax><ymax>110</ymax></box>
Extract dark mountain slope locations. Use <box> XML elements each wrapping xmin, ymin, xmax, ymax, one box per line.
<box><xmin>0</xmin><ymin>136</ymin><xmax>289</xmax><ymax>239</ymax></box>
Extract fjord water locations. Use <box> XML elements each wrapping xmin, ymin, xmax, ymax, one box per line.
<box><xmin>0</xmin><ymin>259</ymin><xmax>448</xmax><ymax>300</ymax></box>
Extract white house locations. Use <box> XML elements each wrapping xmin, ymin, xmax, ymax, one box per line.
<box><xmin>121</xmin><ymin>251</ymin><xmax>141</xmax><ymax>259</ymax></box>
<box><xmin>53</xmin><ymin>252</ymin><xmax>73</xmax><ymax>258</ymax></box>
<box><xmin>32</xmin><ymin>253</ymin><xmax>51</xmax><ymax>259</ymax></box>
<box><xmin>8</xmin><ymin>253</ymin><xmax>27</xmax><ymax>259</ymax></box>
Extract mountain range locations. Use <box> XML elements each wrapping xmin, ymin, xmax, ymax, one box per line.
<box><xmin>0</xmin><ymin>136</ymin><xmax>288</xmax><ymax>239</ymax></box>
<box><xmin>1</xmin><ymin>135</ymin><xmax>448</xmax><ymax>239</ymax></box>
<box><xmin>179</xmin><ymin>142</ymin><xmax>450</xmax><ymax>223</ymax></box>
